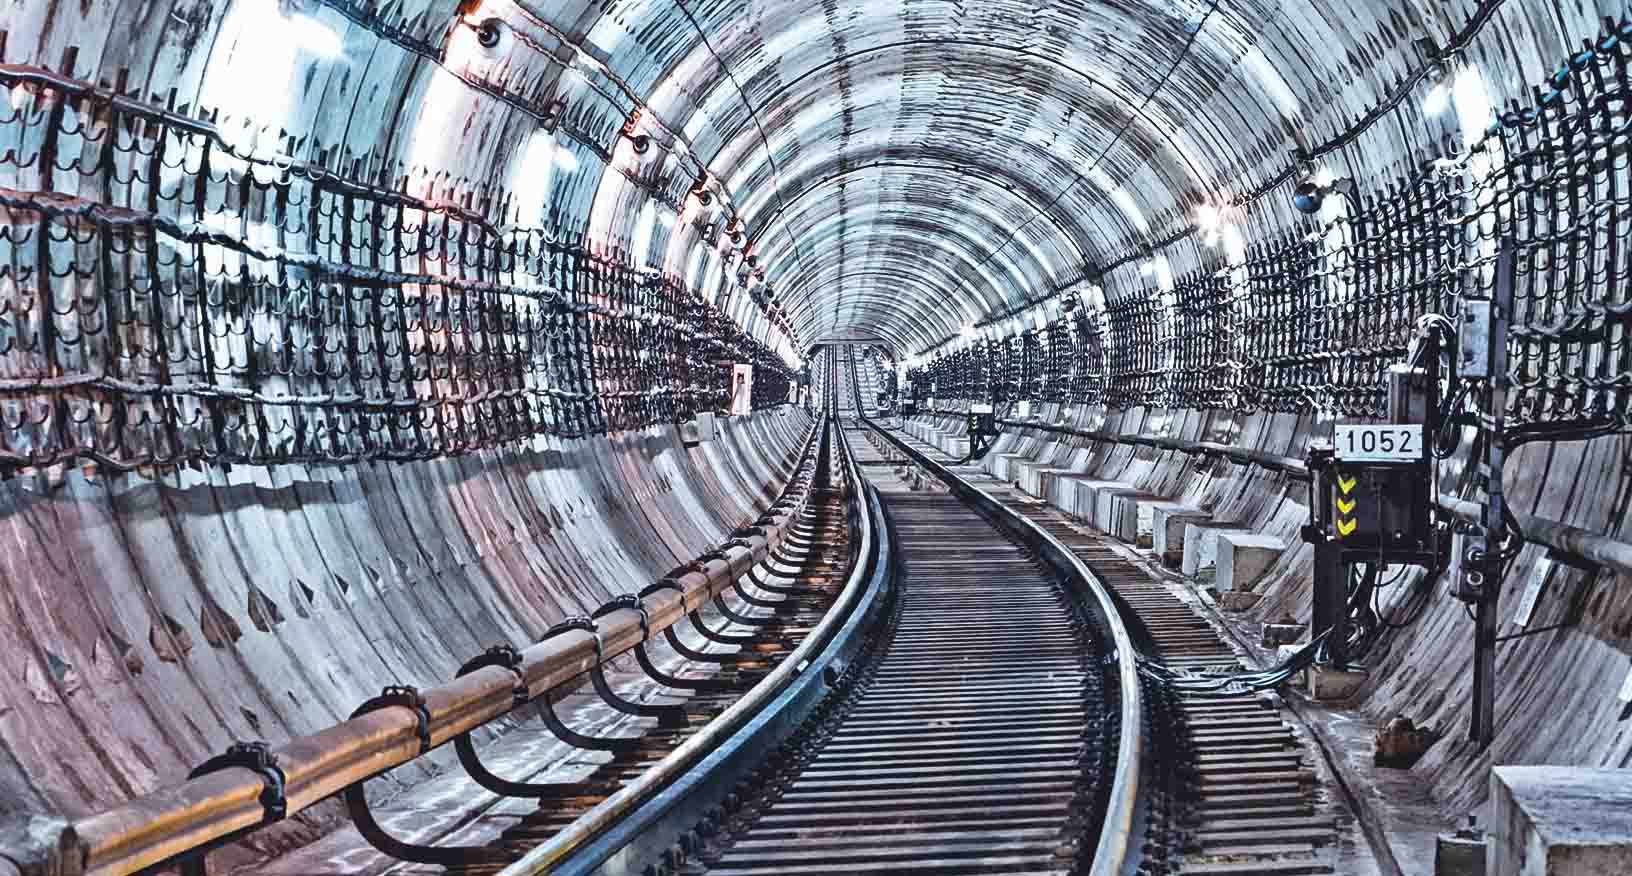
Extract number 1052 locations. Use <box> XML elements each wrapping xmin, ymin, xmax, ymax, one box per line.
<box><xmin>1334</xmin><ymin>425</ymin><xmax>1423</xmax><ymax>462</ymax></box>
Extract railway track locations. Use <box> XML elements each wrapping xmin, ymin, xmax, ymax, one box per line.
<box><xmin>688</xmin><ymin>447</ymin><xmax>1112</xmax><ymax>875</ymax></box>
<box><xmin>874</xmin><ymin>420</ymin><xmax>1341</xmax><ymax>874</ymax></box>
<box><xmin>488</xmin><ymin>353</ymin><xmax>1139</xmax><ymax>876</ymax></box>
<box><xmin>446</xmin><ymin>450</ymin><xmax>855</xmax><ymax>873</ymax></box>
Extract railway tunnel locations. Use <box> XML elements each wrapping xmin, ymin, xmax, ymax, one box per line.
<box><xmin>3</xmin><ymin>0</ymin><xmax>1632</xmax><ymax>873</ymax></box>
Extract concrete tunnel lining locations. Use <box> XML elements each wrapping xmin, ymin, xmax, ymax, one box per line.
<box><xmin>4</xmin><ymin>0</ymin><xmax>1632</xmax><ymax>872</ymax></box>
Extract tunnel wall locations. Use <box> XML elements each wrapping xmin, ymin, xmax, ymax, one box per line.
<box><xmin>912</xmin><ymin>400</ymin><xmax>1631</xmax><ymax>817</ymax></box>
<box><xmin>0</xmin><ymin>407</ymin><xmax>812</xmax><ymax>829</ymax></box>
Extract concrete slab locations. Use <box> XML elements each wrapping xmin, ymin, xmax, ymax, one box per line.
<box><xmin>1182</xmin><ymin>521</ymin><xmax>1250</xmax><ymax>576</ymax></box>
<box><xmin>1491</xmin><ymin>766</ymin><xmax>1632</xmax><ymax>876</ymax></box>
<box><xmin>1098</xmin><ymin>488</ymin><xmax>1157</xmax><ymax>543</ymax></box>
<box><xmin>1215</xmin><ymin>532</ymin><xmax>1287</xmax><ymax>591</ymax></box>
<box><xmin>1150</xmin><ymin>502</ymin><xmax>1211</xmax><ymax>561</ymax></box>
<box><xmin>1059</xmin><ymin>479</ymin><xmax>1129</xmax><ymax>527</ymax></box>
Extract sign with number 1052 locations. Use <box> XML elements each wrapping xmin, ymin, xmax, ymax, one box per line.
<box><xmin>1334</xmin><ymin>425</ymin><xmax>1424</xmax><ymax>462</ymax></box>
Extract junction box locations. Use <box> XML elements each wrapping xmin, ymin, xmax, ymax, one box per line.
<box><xmin>966</xmin><ymin>403</ymin><xmax>998</xmax><ymax>459</ymax></box>
<box><xmin>1302</xmin><ymin>368</ymin><xmax>1437</xmax><ymax>672</ymax></box>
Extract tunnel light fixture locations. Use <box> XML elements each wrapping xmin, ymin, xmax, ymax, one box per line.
<box><xmin>1195</xmin><ymin>201</ymin><xmax>1223</xmax><ymax>232</ymax></box>
<box><xmin>961</xmin><ymin>323</ymin><xmax>976</xmax><ymax>339</ymax></box>
<box><xmin>1139</xmin><ymin>259</ymin><xmax>1156</xmax><ymax>277</ymax></box>
<box><xmin>288</xmin><ymin>13</ymin><xmax>345</xmax><ymax>57</ymax></box>
<box><xmin>1423</xmin><ymin>82</ymin><xmax>1452</xmax><ymax>116</ymax></box>
<box><xmin>469</xmin><ymin>17</ymin><xmax>513</xmax><ymax>60</ymax></box>
<box><xmin>1422</xmin><ymin>60</ymin><xmax>1456</xmax><ymax>117</ymax></box>
<box><xmin>553</xmin><ymin>143</ymin><xmax>579</xmax><ymax>173</ymax></box>
<box><xmin>1196</xmin><ymin>200</ymin><xmax>1231</xmax><ymax>247</ymax></box>
<box><xmin>1293</xmin><ymin>173</ymin><xmax>1359</xmax><ymax>216</ymax></box>
<box><xmin>1451</xmin><ymin>65</ymin><xmax>1495</xmax><ymax>149</ymax></box>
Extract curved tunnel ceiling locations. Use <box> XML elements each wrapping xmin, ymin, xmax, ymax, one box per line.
<box><xmin>614</xmin><ymin>0</ymin><xmax>1260</xmax><ymax>352</ymax></box>
<box><xmin>92</xmin><ymin>0</ymin><xmax>1597</xmax><ymax>358</ymax></box>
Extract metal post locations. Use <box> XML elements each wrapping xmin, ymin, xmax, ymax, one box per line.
<box><xmin>1313</xmin><ymin>540</ymin><xmax>1348</xmax><ymax>671</ymax></box>
<box><xmin>1470</xmin><ymin>238</ymin><xmax>1514</xmax><ymax>747</ymax></box>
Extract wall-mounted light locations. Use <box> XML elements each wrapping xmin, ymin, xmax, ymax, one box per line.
<box><xmin>473</xmin><ymin>17</ymin><xmax>514</xmax><ymax>60</ymax></box>
<box><xmin>553</xmin><ymin>142</ymin><xmax>580</xmax><ymax>173</ymax></box>
<box><xmin>1422</xmin><ymin>60</ymin><xmax>1455</xmax><ymax>116</ymax></box>
<box><xmin>1196</xmin><ymin>199</ymin><xmax>1233</xmax><ymax>247</ymax></box>
<box><xmin>289</xmin><ymin>12</ymin><xmax>346</xmax><ymax>57</ymax></box>
<box><xmin>690</xmin><ymin>173</ymin><xmax>714</xmax><ymax>206</ymax></box>
<box><xmin>1195</xmin><ymin>201</ymin><xmax>1224</xmax><ymax>232</ymax></box>
<box><xmin>1292</xmin><ymin>172</ymin><xmax>1358</xmax><ymax>215</ymax></box>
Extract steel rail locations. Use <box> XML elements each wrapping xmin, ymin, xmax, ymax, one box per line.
<box><xmin>61</xmin><ymin>417</ymin><xmax>826</xmax><ymax>876</ymax></box>
<box><xmin>497</xmin><ymin>366</ymin><xmax>884</xmax><ymax>876</ymax></box>
<box><xmin>860</xmin><ymin>413</ymin><xmax>1145</xmax><ymax>876</ymax></box>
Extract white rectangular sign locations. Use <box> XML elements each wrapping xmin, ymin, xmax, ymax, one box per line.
<box><xmin>729</xmin><ymin>364</ymin><xmax>754</xmax><ymax>416</ymax></box>
<box><xmin>1512</xmin><ymin>558</ymin><xmax>1551</xmax><ymax>629</ymax></box>
<box><xmin>1334</xmin><ymin>424</ymin><xmax>1425</xmax><ymax>462</ymax></box>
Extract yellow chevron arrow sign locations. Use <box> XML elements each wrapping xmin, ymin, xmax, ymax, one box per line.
<box><xmin>1337</xmin><ymin>474</ymin><xmax>1358</xmax><ymax>495</ymax></box>
<box><xmin>1336</xmin><ymin>517</ymin><xmax>1358</xmax><ymax>536</ymax></box>
<box><xmin>1336</xmin><ymin>497</ymin><xmax>1356</xmax><ymax>515</ymax></box>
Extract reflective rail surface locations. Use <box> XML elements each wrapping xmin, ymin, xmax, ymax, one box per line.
<box><xmin>858</xmin><ymin>421</ymin><xmax>1144</xmax><ymax>876</ymax></box>
<box><xmin>496</xmin><ymin>355</ymin><xmax>887</xmax><ymax>876</ymax></box>
<box><xmin>610</xmin><ymin>349</ymin><xmax>1138</xmax><ymax>876</ymax></box>
<box><xmin>875</xmin><ymin>415</ymin><xmax>1351</xmax><ymax>873</ymax></box>
<box><xmin>687</xmin><ymin>482</ymin><xmax>1115</xmax><ymax>875</ymax></box>
<box><xmin>492</xmin><ymin>349</ymin><xmax>1138</xmax><ymax>875</ymax></box>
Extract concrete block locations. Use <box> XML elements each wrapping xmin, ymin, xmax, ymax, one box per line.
<box><xmin>1438</xmin><ymin>819</ymin><xmax>1490</xmax><ymax>876</ymax></box>
<box><xmin>1037</xmin><ymin>468</ymin><xmax>1086</xmax><ymax>508</ymax></box>
<box><xmin>1215</xmin><ymin>532</ymin><xmax>1286</xmax><ymax>592</ymax></box>
<box><xmin>989</xmin><ymin>451</ymin><xmax>1030</xmax><ymax>481</ymax></box>
<box><xmin>1099</xmin><ymin>488</ymin><xmax>1157</xmax><ymax>543</ymax></box>
<box><xmin>1049</xmin><ymin>475</ymin><xmax>1106</xmax><ymax>517</ymax></box>
<box><xmin>1150</xmin><ymin>503</ymin><xmax>1210</xmax><ymax>561</ymax></box>
<box><xmin>1491</xmin><ymin>766</ymin><xmax>1632</xmax><ymax>876</ymax></box>
<box><xmin>1182</xmin><ymin>522</ymin><xmax>1249</xmax><ymax>576</ymax></box>
<box><xmin>1308</xmin><ymin>665</ymin><xmax>1367</xmax><ymax>701</ymax></box>
<box><xmin>1069</xmin><ymin>480</ymin><xmax>1131</xmax><ymax>527</ymax></box>
<box><xmin>1014</xmin><ymin>446</ymin><xmax>1063</xmax><ymax>495</ymax></box>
